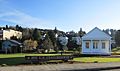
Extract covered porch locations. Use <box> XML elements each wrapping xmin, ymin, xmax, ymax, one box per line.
<box><xmin>82</xmin><ymin>40</ymin><xmax>111</xmax><ymax>55</ymax></box>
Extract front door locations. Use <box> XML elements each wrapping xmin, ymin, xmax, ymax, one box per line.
<box><xmin>92</xmin><ymin>40</ymin><xmax>99</xmax><ymax>53</ymax></box>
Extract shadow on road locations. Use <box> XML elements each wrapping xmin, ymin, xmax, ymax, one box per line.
<box><xmin>62</xmin><ymin>66</ymin><xmax>120</xmax><ymax>71</ymax></box>
<box><xmin>0</xmin><ymin>57</ymin><xmax>25</xmax><ymax>65</ymax></box>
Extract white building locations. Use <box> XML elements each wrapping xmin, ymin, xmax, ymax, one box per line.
<box><xmin>0</xmin><ymin>29</ymin><xmax>22</xmax><ymax>40</ymax></box>
<box><xmin>82</xmin><ymin>27</ymin><xmax>112</xmax><ymax>55</ymax></box>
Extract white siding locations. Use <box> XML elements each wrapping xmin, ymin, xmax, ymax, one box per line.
<box><xmin>82</xmin><ymin>27</ymin><xmax>111</xmax><ymax>55</ymax></box>
<box><xmin>0</xmin><ymin>29</ymin><xmax>22</xmax><ymax>40</ymax></box>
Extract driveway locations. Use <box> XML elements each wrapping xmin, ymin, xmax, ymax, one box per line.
<box><xmin>1</xmin><ymin>62</ymin><xmax>120</xmax><ymax>71</ymax></box>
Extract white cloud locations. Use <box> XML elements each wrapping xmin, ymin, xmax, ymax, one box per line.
<box><xmin>0</xmin><ymin>9</ymin><xmax>55</xmax><ymax>29</ymax></box>
<box><xmin>0</xmin><ymin>0</ymin><xmax>55</xmax><ymax>29</ymax></box>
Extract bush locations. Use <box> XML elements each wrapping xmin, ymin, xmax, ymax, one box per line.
<box><xmin>94</xmin><ymin>61</ymin><xmax>98</xmax><ymax>63</ymax></box>
<box><xmin>1</xmin><ymin>64</ymin><xmax>7</xmax><ymax>67</ymax></box>
<box><xmin>112</xmin><ymin>52</ymin><xmax>120</xmax><ymax>55</ymax></box>
<box><xmin>37</xmin><ymin>49</ymin><xmax>45</xmax><ymax>53</ymax></box>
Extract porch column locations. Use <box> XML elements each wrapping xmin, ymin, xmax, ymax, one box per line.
<box><xmin>90</xmin><ymin>40</ymin><xmax>93</xmax><ymax>53</ymax></box>
<box><xmin>99</xmin><ymin>40</ymin><xmax>102</xmax><ymax>50</ymax></box>
<box><xmin>81</xmin><ymin>40</ymin><xmax>84</xmax><ymax>53</ymax></box>
<box><xmin>109</xmin><ymin>40</ymin><xmax>111</xmax><ymax>53</ymax></box>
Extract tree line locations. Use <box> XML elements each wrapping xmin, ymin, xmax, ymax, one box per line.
<box><xmin>0</xmin><ymin>25</ymin><xmax>86</xmax><ymax>53</ymax></box>
<box><xmin>1</xmin><ymin>25</ymin><xmax>120</xmax><ymax>53</ymax></box>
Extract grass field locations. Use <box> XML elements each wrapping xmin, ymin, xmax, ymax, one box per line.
<box><xmin>0</xmin><ymin>53</ymin><xmax>65</xmax><ymax>58</ymax></box>
<box><xmin>1</xmin><ymin>53</ymin><xmax>120</xmax><ymax>66</ymax></box>
<box><xmin>0</xmin><ymin>53</ymin><xmax>70</xmax><ymax>65</ymax></box>
<box><xmin>73</xmin><ymin>57</ymin><xmax>120</xmax><ymax>63</ymax></box>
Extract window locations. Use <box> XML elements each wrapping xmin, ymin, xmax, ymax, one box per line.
<box><xmin>93</xmin><ymin>42</ymin><xmax>95</xmax><ymax>49</ymax></box>
<box><xmin>102</xmin><ymin>42</ymin><xmax>106</xmax><ymax>49</ymax></box>
<box><xmin>93</xmin><ymin>41</ymin><xmax>98</xmax><ymax>49</ymax></box>
<box><xmin>86</xmin><ymin>42</ymin><xmax>89</xmax><ymax>48</ymax></box>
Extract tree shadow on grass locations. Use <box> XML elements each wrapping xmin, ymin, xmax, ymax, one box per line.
<box><xmin>0</xmin><ymin>57</ymin><xmax>25</xmax><ymax>66</ymax></box>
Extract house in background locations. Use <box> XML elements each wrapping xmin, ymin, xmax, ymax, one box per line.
<box><xmin>2</xmin><ymin>40</ymin><xmax>22</xmax><ymax>53</ymax></box>
<box><xmin>0</xmin><ymin>29</ymin><xmax>22</xmax><ymax>53</ymax></box>
<box><xmin>0</xmin><ymin>29</ymin><xmax>22</xmax><ymax>40</ymax></box>
<box><xmin>82</xmin><ymin>27</ymin><xmax>112</xmax><ymax>55</ymax></box>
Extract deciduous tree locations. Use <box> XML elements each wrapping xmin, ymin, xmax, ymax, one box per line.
<box><xmin>23</xmin><ymin>39</ymin><xmax>38</xmax><ymax>52</ymax></box>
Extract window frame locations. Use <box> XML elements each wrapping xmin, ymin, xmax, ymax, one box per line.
<box><xmin>93</xmin><ymin>40</ymin><xmax>98</xmax><ymax>49</ymax></box>
<box><xmin>85</xmin><ymin>41</ymin><xmax>90</xmax><ymax>49</ymax></box>
<box><xmin>102</xmin><ymin>42</ymin><xmax>106</xmax><ymax>49</ymax></box>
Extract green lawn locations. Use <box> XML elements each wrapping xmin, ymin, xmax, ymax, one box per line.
<box><xmin>1</xmin><ymin>53</ymin><xmax>120</xmax><ymax>66</ymax></box>
<box><xmin>73</xmin><ymin>57</ymin><xmax>120</xmax><ymax>63</ymax></box>
<box><xmin>0</xmin><ymin>53</ymin><xmax>66</xmax><ymax>58</ymax></box>
<box><xmin>0</xmin><ymin>53</ymin><xmax>70</xmax><ymax>65</ymax></box>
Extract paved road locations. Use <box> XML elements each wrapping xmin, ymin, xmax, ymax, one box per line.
<box><xmin>1</xmin><ymin>62</ymin><xmax>120</xmax><ymax>71</ymax></box>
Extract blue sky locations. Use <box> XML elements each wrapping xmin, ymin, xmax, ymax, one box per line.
<box><xmin>0</xmin><ymin>0</ymin><xmax>120</xmax><ymax>32</ymax></box>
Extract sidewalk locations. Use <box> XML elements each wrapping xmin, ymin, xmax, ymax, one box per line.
<box><xmin>0</xmin><ymin>62</ymin><xmax>120</xmax><ymax>71</ymax></box>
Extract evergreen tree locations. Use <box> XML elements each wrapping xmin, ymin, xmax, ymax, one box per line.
<box><xmin>16</xmin><ymin>25</ymin><xmax>19</xmax><ymax>31</ymax></box>
<box><xmin>43</xmin><ymin>34</ymin><xmax>53</xmax><ymax>53</ymax></box>
<box><xmin>6</xmin><ymin>25</ymin><xmax>9</xmax><ymax>29</ymax></box>
<box><xmin>115</xmin><ymin>30</ymin><xmax>120</xmax><ymax>47</ymax></box>
<box><xmin>22</xmin><ymin>28</ymin><xmax>32</xmax><ymax>41</ymax></box>
<box><xmin>47</xmin><ymin>30</ymin><xmax>56</xmax><ymax>47</ymax></box>
<box><xmin>78</xmin><ymin>28</ymin><xmax>86</xmax><ymax>37</ymax></box>
<box><xmin>32</xmin><ymin>28</ymin><xmax>41</xmax><ymax>41</ymax></box>
<box><xmin>54</xmin><ymin>27</ymin><xmax>57</xmax><ymax>34</ymax></box>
